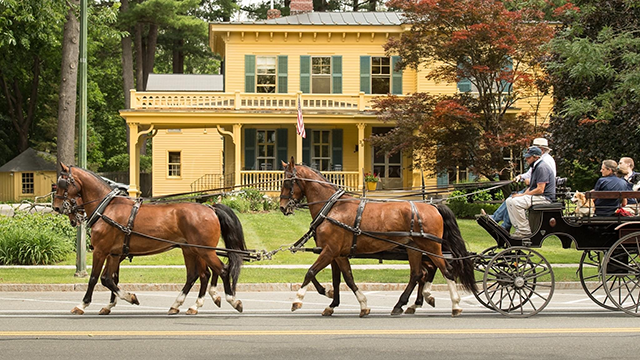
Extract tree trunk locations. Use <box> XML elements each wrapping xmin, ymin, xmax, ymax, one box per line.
<box><xmin>135</xmin><ymin>23</ymin><xmax>144</xmax><ymax>91</ymax></box>
<box><xmin>57</xmin><ymin>0</ymin><xmax>80</xmax><ymax>172</ymax></box>
<box><xmin>120</xmin><ymin>0</ymin><xmax>134</xmax><ymax>152</ymax></box>
<box><xmin>143</xmin><ymin>23</ymin><xmax>158</xmax><ymax>90</ymax></box>
<box><xmin>172</xmin><ymin>39</ymin><xmax>184</xmax><ymax>74</ymax></box>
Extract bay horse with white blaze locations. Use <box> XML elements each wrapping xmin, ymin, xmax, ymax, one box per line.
<box><xmin>53</xmin><ymin>163</ymin><xmax>246</xmax><ymax>315</ymax></box>
<box><xmin>279</xmin><ymin>158</ymin><xmax>477</xmax><ymax>317</ymax></box>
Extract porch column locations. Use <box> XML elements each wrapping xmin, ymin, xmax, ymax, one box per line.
<box><xmin>357</xmin><ymin>123</ymin><xmax>366</xmax><ymax>189</ymax></box>
<box><xmin>127</xmin><ymin>122</ymin><xmax>140</xmax><ymax>197</ymax></box>
<box><xmin>233</xmin><ymin>124</ymin><xmax>242</xmax><ymax>187</ymax></box>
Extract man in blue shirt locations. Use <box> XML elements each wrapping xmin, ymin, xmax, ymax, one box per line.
<box><xmin>594</xmin><ymin>160</ymin><xmax>628</xmax><ymax>216</ymax></box>
<box><xmin>505</xmin><ymin>146</ymin><xmax>556</xmax><ymax>239</ymax></box>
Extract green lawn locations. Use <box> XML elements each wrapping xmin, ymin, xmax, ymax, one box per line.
<box><xmin>0</xmin><ymin>210</ymin><xmax>586</xmax><ymax>284</ymax></box>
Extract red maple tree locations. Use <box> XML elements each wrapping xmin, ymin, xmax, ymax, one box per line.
<box><xmin>371</xmin><ymin>0</ymin><xmax>563</xmax><ymax>179</ymax></box>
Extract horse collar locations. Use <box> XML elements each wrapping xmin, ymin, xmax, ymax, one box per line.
<box><xmin>86</xmin><ymin>188</ymin><xmax>121</xmax><ymax>228</ymax></box>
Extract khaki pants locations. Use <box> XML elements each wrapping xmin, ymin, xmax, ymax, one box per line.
<box><xmin>505</xmin><ymin>195</ymin><xmax>550</xmax><ymax>237</ymax></box>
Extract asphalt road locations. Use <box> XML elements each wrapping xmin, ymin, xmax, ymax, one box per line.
<box><xmin>1</xmin><ymin>289</ymin><xmax>640</xmax><ymax>360</ymax></box>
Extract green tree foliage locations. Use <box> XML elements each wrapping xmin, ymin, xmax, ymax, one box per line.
<box><xmin>547</xmin><ymin>0</ymin><xmax>640</xmax><ymax>176</ymax></box>
<box><xmin>372</xmin><ymin>0</ymin><xmax>561</xmax><ymax>178</ymax></box>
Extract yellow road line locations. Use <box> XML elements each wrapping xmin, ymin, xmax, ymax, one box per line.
<box><xmin>2</xmin><ymin>328</ymin><xmax>640</xmax><ymax>337</ymax></box>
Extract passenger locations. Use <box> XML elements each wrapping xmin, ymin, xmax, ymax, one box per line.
<box><xmin>488</xmin><ymin>138</ymin><xmax>555</xmax><ymax>232</ymax></box>
<box><xmin>505</xmin><ymin>146</ymin><xmax>556</xmax><ymax>239</ymax></box>
<box><xmin>594</xmin><ymin>160</ymin><xmax>628</xmax><ymax>217</ymax></box>
<box><xmin>617</xmin><ymin>157</ymin><xmax>638</xmax><ymax>213</ymax></box>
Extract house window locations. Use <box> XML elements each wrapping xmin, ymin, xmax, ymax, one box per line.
<box><xmin>256</xmin><ymin>56</ymin><xmax>276</xmax><ymax>93</ymax></box>
<box><xmin>447</xmin><ymin>166</ymin><xmax>469</xmax><ymax>185</ymax></box>
<box><xmin>311</xmin><ymin>57</ymin><xmax>331</xmax><ymax>94</ymax></box>
<box><xmin>311</xmin><ymin>130</ymin><xmax>331</xmax><ymax>171</ymax></box>
<box><xmin>371</xmin><ymin>56</ymin><xmax>391</xmax><ymax>94</ymax></box>
<box><xmin>168</xmin><ymin>151</ymin><xmax>181</xmax><ymax>177</ymax></box>
<box><xmin>257</xmin><ymin>130</ymin><xmax>276</xmax><ymax>170</ymax></box>
<box><xmin>21</xmin><ymin>172</ymin><xmax>34</xmax><ymax>194</ymax></box>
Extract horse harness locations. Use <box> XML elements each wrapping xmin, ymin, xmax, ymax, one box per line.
<box><xmin>290</xmin><ymin>188</ymin><xmax>443</xmax><ymax>257</ymax></box>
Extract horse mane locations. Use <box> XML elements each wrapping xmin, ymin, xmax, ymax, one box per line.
<box><xmin>70</xmin><ymin>166</ymin><xmax>114</xmax><ymax>193</ymax></box>
<box><xmin>296</xmin><ymin>163</ymin><xmax>338</xmax><ymax>191</ymax></box>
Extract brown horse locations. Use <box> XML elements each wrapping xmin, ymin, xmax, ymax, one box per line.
<box><xmin>53</xmin><ymin>163</ymin><xmax>246</xmax><ymax>315</ymax></box>
<box><xmin>279</xmin><ymin>158</ymin><xmax>476</xmax><ymax>317</ymax></box>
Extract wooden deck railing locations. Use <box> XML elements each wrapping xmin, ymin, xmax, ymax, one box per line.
<box><xmin>130</xmin><ymin>90</ymin><xmax>383</xmax><ymax>112</ymax></box>
<box><xmin>240</xmin><ymin>170</ymin><xmax>360</xmax><ymax>192</ymax></box>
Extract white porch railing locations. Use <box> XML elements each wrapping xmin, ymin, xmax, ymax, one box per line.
<box><xmin>240</xmin><ymin>170</ymin><xmax>360</xmax><ymax>192</ymax></box>
<box><xmin>130</xmin><ymin>90</ymin><xmax>383</xmax><ymax>112</ymax></box>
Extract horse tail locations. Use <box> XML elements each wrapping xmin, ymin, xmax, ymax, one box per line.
<box><xmin>211</xmin><ymin>203</ymin><xmax>247</xmax><ymax>292</ymax></box>
<box><xmin>436</xmin><ymin>204</ymin><xmax>477</xmax><ymax>294</ymax></box>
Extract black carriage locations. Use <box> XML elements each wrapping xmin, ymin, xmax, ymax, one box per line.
<box><xmin>475</xmin><ymin>188</ymin><xmax>640</xmax><ymax>317</ymax></box>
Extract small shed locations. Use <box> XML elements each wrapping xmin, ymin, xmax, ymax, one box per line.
<box><xmin>0</xmin><ymin>148</ymin><xmax>57</xmax><ymax>202</ymax></box>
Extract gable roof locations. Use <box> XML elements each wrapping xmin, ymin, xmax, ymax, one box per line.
<box><xmin>0</xmin><ymin>148</ymin><xmax>57</xmax><ymax>172</ymax></box>
<box><xmin>146</xmin><ymin>74</ymin><xmax>224</xmax><ymax>92</ymax></box>
<box><xmin>214</xmin><ymin>12</ymin><xmax>404</xmax><ymax>26</ymax></box>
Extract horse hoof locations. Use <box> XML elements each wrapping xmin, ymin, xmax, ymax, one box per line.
<box><xmin>168</xmin><ymin>308</ymin><xmax>180</xmax><ymax>315</ymax></box>
<box><xmin>214</xmin><ymin>297</ymin><xmax>221</xmax><ymax>308</ymax></box>
<box><xmin>427</xmin><ymin>297</ymin><xmax>436</xmax><ymax>308</ymax></box>
<box><xmin>404</xmin><ymin>307</ymin><xmax>416</xmax><ymax>315</ymax></box>
<box><xmin>360</xmin><ymin>308</ymin><xmax>371</xmax><ymax>318</ymax></box>
<box><xmin>130</xmin><ymin>294</ymin><xmax>140</xmax><ymax>305</ymax></box>
<box><xmin>234</xmin><ymin>301</ymin><xmax>243</xmax><ymax>313</ymax></box>
<box><xmin>452</xmin><ymin>309</ymin><xmax>463</xmax><ymax>317</ymax></box>
<box><xmin>186</xmin><ymin>308</ymin><xmax>198</xmax><ymax>315</ymax></box>
<box><xmin>98</xmin><ymin>308</ymin><xmax>111</xmax><ymax>315</ymax></box>
<box><xmin>291</xmin><ymin>302</ymin><xmax>303</xmax><ymax>312</ymax></box>
<box><xmin>326</xmin><ymin>288</ymin><xmax>334</xmax><ymax>299</ymax></box>
<box><xmin>322</xmin><ymin>307</ymin><xmax>334</xmax><ymax>316</ymax></box>
<box><xmin>71</xmin><ymin>307</ymin><xmax>84</xmax><ymax>315</ymax></box>
<box><xmin>390</xmin><ymin>307</ymin><xmax>403</xmax><ymax>316</ymax></box>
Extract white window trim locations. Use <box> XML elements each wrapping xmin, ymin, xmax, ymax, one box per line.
<box><xmin>256</xmin><ymin>129</ymin><xmax>277</xmax><ymax>170</ymax></box>
<box><xmin>311</xmin><ymin>129</ymin><xmax>332</xmax><ymax>171</ymax></box>
<box><xmin>256</xmin><ymin>56</ymin><xmax>277</xmax><ymax>94</ymax></box>
<box><xmin>311</xmin><ymin>56</ymin><xmax>332</xmax><ymax>94</ymax></box>
<box><xmin>167</xmin><ymin>151</ymin><xmax>182</xmax><ymax>179</ymax></box>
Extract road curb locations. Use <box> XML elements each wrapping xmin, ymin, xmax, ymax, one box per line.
<box><xmin>0</xmin><ymin>281</ymin><xmax>586</xmax><ymax>292</ymax></box>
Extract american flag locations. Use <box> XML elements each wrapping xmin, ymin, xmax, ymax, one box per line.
<box><xmin>296</xmin><ymin>94</ymin><xmax>306</xmax><ymax>138</ymax></box>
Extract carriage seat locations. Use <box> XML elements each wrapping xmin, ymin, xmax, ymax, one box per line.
<box><xmin>531</xmin><ymin>202</ymin><xmax>563</xmax><ymax>211</ymax></box>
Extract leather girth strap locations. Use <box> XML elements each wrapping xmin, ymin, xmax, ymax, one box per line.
<box><xmin>350</xmin><ymin>199</ymin><xmax>367</xmax><ymax>254</ymax></box>
<box><xmin>121</xmin><ymin>199</ymin><xmax>142</xmax><ymax>260</ymax></box>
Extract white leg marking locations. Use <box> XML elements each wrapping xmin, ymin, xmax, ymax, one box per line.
<box><xmin>355</xmin><ymin>290</ymin><xmax>368</xmax><ymax>310</ymax></box>
<box><xmin>189</xmin><ymin>296</ymin><xmax>205</xmax><ymax>312</ymax></box>
<box><xmin>209</xmin><ymin>286</ymin><xmax>221</xmax><ymax>302</ymax></box>
<box><xmin>446</xmin><ymin>279</ymin><xmax>462</xmax><ymax>311</ymax></box>
<box><xmin>422</xmin><ymin>282</ymin><xmax>433</xmax><ymax>299</ymax></box>
<box><xmin>116</xmin><ymin>290</ymin><xmax>134</xmax><ymax>304</ymax></box>
<box><xmin>170</xmin><ymin>293</ymin><xmax>187</xmax><ymax>310</ymax></box>
<box><xmin>104</xmin><ymin>298</ymin><xmax>118</xmax><ymax>311</ymax></box>
<box><xmin>295</xmin><ymin>285</ymin><xmax>309</xmax><ymax>304</ymax></box>
<box><xmin>226</xmin><ymin>294</ymin><xmax>240</xmax><ymax>308</ymax></box>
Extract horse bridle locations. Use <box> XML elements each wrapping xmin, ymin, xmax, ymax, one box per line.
<box><xmin>280</xmin><ymin>167</ymin><xmax>304</xmax><ymax>209</ymax></box>
<box><xmin>55</xmin><ymin>167</ymin><xmax>84</xmax><ymax>219</ymax></box>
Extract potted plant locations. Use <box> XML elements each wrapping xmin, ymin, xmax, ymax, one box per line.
<box><xmin>364</xmin><ymin>172</ymin><xmax>380</xmax><ymax>191</ymax></box>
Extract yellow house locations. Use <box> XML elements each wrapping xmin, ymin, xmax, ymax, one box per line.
<box><xmin>120</xmin><ymin>9</ymin><xmax>552</xmax><ymax>197</ymax></box>
<box><xmin>0</xmin><ymin>148</ymin><xmax>57</xmax><ymax>202</ymax></box>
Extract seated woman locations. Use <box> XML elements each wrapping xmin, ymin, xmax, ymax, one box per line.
<box><xmin>594</xmin><ymin>160</ymin><xmax>628</xmax><ymax>216</ymax></box>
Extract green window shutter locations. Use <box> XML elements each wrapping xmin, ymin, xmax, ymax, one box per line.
<box><xmin>277</xmin><ymin>55</ymin><xmax>288</xmax><ymax>93</ymax></box>
<box><xmin>244</xmin><ymin>128</ymin><xmax>256</xmax><ymax>170</ymax></box>
<box><xmin>457</xmin><ymin>61</ymin><xmax>472</xmax><ymax>92</ymax></box>
<box><xmin>331</xmin><ymin>55</ymin><xmax>342</xmax><ymax>94</ymax></box>
<box><xmin>300</xmin><ymin>55</ymin><xmax>310</xmax><ymax>93</ymax></box>
<box><xmin>276</xmin><ymin>128</ymin><xmax>288</xmax><ymax>169</ymax></box>
<box><xmin>302</xmin><ymin>128</ymin><xmax>312</xmax><ymax>166</ymax></box>
<box><xmin>331</xmin><ymin>129</ymin><xmax>343</xmax><ymax>170</ymax></box>
<box><xmin>360</xmin><ymin>56</ymin><xmax>371</xmax><ymax>94</ymax></box>
<box><xmin>502</xmin><ymin>57</ymin><xmax>513</xmax><ymax>94</ymax></box>
<box><xmin>391</xmin><ymin>56</ymin><xmax>403</xmax><ymax>95</ymax></box>
<box><xmin>245</xmin><ymin>55</ymin><xmax>256</xmax><ymax>93</ymax></box>
<box><xmin>437</xmin><ymin>172</ymin><xmax>449</xmax><ymax>188</ymax></box>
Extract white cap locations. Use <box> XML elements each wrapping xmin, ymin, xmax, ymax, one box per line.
<box><xmin>532</xmin><ymin>138</ymin><xmax>549</xmax><ymax>149</ymax></box>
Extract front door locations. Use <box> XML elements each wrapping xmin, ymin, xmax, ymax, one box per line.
<box><xmin>371</xmin><ymin>127</ymin><xmax>402</xmax><ymax>190</ymax></box>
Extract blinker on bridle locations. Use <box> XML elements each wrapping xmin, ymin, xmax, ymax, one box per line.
<box><xmin>280</xmin><ymin>167</ymin><xmax>303</xmax><ymax>205</ymax></box>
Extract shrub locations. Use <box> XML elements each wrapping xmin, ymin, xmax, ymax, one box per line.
<box><xmin>448</xmin><ymin>201</ymin><xmax>501</xmax><ymax>219</ymax></box>
<box><xmin>210</xmin><ymin>188</ymin><xmax>280</xmax><ymax>213</ymax></box>
<box><xmin>0</xmin><ymin>212</ymin><xmax>74</xmax><ymax>265</ymax></box>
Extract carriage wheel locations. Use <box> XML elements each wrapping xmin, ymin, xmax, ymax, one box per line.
<box><xmin>578</xmin><ymin>250</ymin><xmax>622</xmax><ymax>311</ymax></box>
<box><xmin>483</xmin><ymin>247</ymin><xmax>555</xmax><ymax>318</ymax></box>
<box><xmin>473</xmin><ymin>246</ymin><xmax>501</xmax><ymax>311</ymax></box>
<box><xmin>602</xmin><ymin>232</ymin><xmax>640</xmax><ymax>316</ymax></box>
